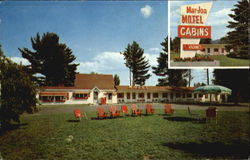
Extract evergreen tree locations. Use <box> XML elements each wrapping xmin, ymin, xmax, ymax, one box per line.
<box><xmin>19</xmin><ymin>32</ymin><xmax>79</xmax><ymax>86</ymax></box>
<box><xmin>121</xmin><ymin>41</ymin><xmax>151</xmax><ymax>86</ymax></box>
<box><xmin>0</xmin><ymin>45</ymin><xmax>37</xmax><ymax>130</ymax></box>
<box><xmin>213</xmin><ymin>69</ymin><xmax>249</xmax><ymax>104</ymax></box>
<box><xmin>200</xmin><ymin>38</ymin><xmax>212</xmax><ymax>44</ymax></box>
<box><xmin>224</xmin><ymin>0</ymin><xmax>249</xmax><ymax>59</ymax></box>
<box><xmin>114</xmin><ymin>74</ymin><xmax>120</xmax><ymax>86</ymax></box>
<box><xmin>171</xmin><ymin>37</ymin><xmax>180</xmax><ymax>53</ymax></box>
<box><xmin>152</xmin><ymin>37</ymin><xmax>188</xmax><ymax>87</ymax></box>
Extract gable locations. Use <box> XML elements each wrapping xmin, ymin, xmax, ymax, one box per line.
<box><xmin>74</xmin><ymin>74</ymin><xmax>115</xmax><ymax>90</ymax></box>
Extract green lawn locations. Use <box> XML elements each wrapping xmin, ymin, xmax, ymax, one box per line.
<box><xmin>0</xmin><ymin>109</ymin><xmax>249</xmax><ymax>160</ymax></box>
<box><xmin>170</xmin><ymin>53</ymin><xmax>249</xmax><ymax>67</ymax></box>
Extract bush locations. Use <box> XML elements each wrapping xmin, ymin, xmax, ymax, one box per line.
<box><xmin>174</xmin><ymin>55</ymin><xmax>214</xmax><ymax>62</ymax></box>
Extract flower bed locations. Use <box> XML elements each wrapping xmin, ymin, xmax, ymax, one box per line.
<box><xmin>174</xmin><ymin>56</ymin><xmax>214</xmax><ymax>62</ymax></box>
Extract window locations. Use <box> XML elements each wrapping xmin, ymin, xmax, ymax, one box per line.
<box><xmin>202</xmin><ymin>48</ymin><xmax>205</xmax><ymax>52</ymax></box>
<box><xmin>199</xmin><ymin>94</ymin><xmax>203</xmax><ymax>98</ymax></box>
<box><xmin>214</xmin><ymin>48</ymin><xmax>219</xmax><ymax>52</ymax></box>
<box><xmin>170</xmin><ymin>93</ymin><xmax>173</xmax><ymax>99</ymax></box>
<box><xmin>162</xmin><ymin>93</ymin><xmax>168</xmax><ymax>98</ymax></box>
<box><xmin>41</xmin><ymin>96</ymin><xmax>53</xmax><ymax>102</ymax></box>
<box><xmin>194</xmin><ymin>93</ymin><xmax>197</xmax><ymax>98</ymax></box>
<box><xmin>74</xmin><ymin>93</ymin><xmax>88</xmax><ymax>99</ymax></box>
<box><xmin>55</xmin><ymin>96</ymin><xmax>65</xmax><ymax>102</ymax></box>
<box><xmin>207</xmin><ymin>48</ymin><xmax>210</xmax><ymax>53</ymax></box>
<box><xmin>222</xmin><ymin>48</ymin><xmax>225</xmax><ymax>53</ymax></box>
<box><xmin>147</xmin><ymin>93</ymin><xmax>151</xmax><ymax>99</ymax></box>
<box><xmin>132</xmin><ymin>93</ymin><xmax>136</xmax><ymax>99</ymax></box>
<box><xmin>138</xmin><ymin>93</ymin><xmax>144</xmax><ymax>98</ymax></box>
<box><xmin>182</xmin><ymin>93</ymin><xmax>186</xmax><ymax>98</ymax></box>
<box><xmin>205</xmin><ymin>94</ymin><xmax>208</xmax><ymax>98</ymax></box>
<box><xmin>117</xmin><ymin>93</ymin><xmax>124</xmax><ymax>98</ymax></box>
<box><xmin>175</xmin><ymin>93</ymin><xmax>181</xmax><ymax>98</ymax></box>
<box><xmin>127</xmin><ymin>93</ymin><xmax>130</xmax><ymax>99</ymax></box>
<box><xmin>187</xmin><ymin>93</ymin><xmax>192</xmax><ymax>98</ymax></box>
<box><xmin>153</xmin><ymin>93</ymin><xmax>159</xmax><ymax>98</ymax></box>
<box><xmin>108</xmin><ymin>93</ymin><xmax>112</xmax><ymax>100</ymax></box>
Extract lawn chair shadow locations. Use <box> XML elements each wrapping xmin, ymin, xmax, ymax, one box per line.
<box><xmin>162</xmin><ymin>141</ymin><xmax>249</xmax><ymax>159</ymax></box>
<box><xmin>163</xmin><ymin>116</ymin><xmax>206</xmax><ymax>123</ymax></box>
<box><xmin>67</xmin><ymin>120</ymin><xmax>81</xmax><ymax>123</ymax></box>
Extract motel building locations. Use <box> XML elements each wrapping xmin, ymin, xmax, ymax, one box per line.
<box><xmin>197</xmin><ymin>44</ymin><xmax>230</xmax><ymax>56</ymax></box>
<box><xmin>37</xmin><ymin>73</ymin><xmax>229</xmax><ymax>105</ymax></box>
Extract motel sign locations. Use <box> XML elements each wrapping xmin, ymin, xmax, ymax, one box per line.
<box><xmin>178</xmin><ymin>2</ymin><xmax>213</xmax><ymax>58</ymax></box>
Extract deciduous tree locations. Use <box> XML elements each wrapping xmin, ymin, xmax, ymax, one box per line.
<box><xmin>0</xmin><ymin>45</ymin><xmax>37</xmax><ymax>130</ymax></box>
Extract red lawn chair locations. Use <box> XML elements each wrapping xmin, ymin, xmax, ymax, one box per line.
<box><xmin>97</xmin><ymin>106</ymin><xmax>108</xmax><ymax>119</ymax></box>
<box><xmin>109</xmin><ymin>105</ymin><xmax>120</xmax><ymax>118</ymax></box>
<box><xmin>131</xmin><ymin>104</ymin><xmax>142</xmax><ymax>116</ymax></box>
<box><xmin>121</xmin><ymin>105</ymin><xmax>129</xmax><ymax>116</ymax></box>
<box><xmin>74</xmin><ymin>109</ymin><xmax>84</xmax><ymax>121</ymax></box>
<box><xmin>164</xmin><ymin>104</ymin><xmax>175</xmax><ymax>115</ymax></box>
<box><xmin>145</xmin><ymin>104</ymin><xmax>155</xmax><ymax>115</ymax></box>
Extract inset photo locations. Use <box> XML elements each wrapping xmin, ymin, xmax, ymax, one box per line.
<box><xmin>169</xmin><ymin>0</ymin><xmax>249</xmax><ymax>68</ymax></box>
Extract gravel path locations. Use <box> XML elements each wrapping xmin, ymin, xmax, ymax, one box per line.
<box><xmin>26</xmin><ymin>103</ymin><xmax>249</xmax><ymax>116</ymax></box>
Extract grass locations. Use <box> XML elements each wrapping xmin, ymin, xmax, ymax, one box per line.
<box><xmin>170</xmin><ymin>53</ymin><xmax>249</xmax><ymax>67</ymax></box>
<box><xmin>0</xmin><ymin>109</ymin><xmax>249</xmax><ymax>160</ymax></box>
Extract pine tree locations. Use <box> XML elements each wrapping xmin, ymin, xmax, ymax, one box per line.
<box><xmin>121</xmin><ymin>41</ymin><xmax>151</xmax><ymax>86</ymax></box>
<box><xmin>171</xmin><ymin>37</ymin><xmax>180</xmax><ymax>53</ymax></box>
<box><xmin>114</xmin><ymin>74</ymin><xmax>120</xmax><ymax>86</ymax></box>
<box><xmin>19</xmin><ymin>32</ymin><xmax>79</xmax><ymax>86</ymax></box>
<box><xmin>152</xmin><ymin>37</ymin><xmax>188</xmax><ymax>86</ymax></box>
<box><xmin>224</xmin><ymin>0</ymin><xmax>249</xmax><ymax>59</ymax></box>
<box><xmin>0</xmin><ymin>45</ymin><xmax>37</xmax><ymax>130</ymax></box>
<box><xmin>200</xmin><ymin>38</ymin><xmax>212</xmax><ymax>44</ymax></box>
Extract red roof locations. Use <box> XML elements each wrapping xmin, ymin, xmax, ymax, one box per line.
<box><xmin>74</xmin><ymin>74</ymin><xmax>115</xmax><ymax>90</ymax></box>
<box><xmin>40</xmin><ymin>74</ymin><xmax>115</xmax><ymax>90</ymax></box>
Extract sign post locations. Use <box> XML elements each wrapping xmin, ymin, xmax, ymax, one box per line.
<box><xmin>178</xmin><ymin>2</ymin><xmax>213</xmax><ymax>58</ymax></box>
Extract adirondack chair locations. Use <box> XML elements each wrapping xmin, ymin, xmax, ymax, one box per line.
<box><xmin>164</xmin><ymin>104</ymin><xmax>175</xmax><ymax>115</ymax></box>
<box><xmin>187</xmin><ymin>106</ymin><xmax>203</xmax><ymax>121</ymax></box>
<box><xmin>121</xmin><ymin>105</ymin><xmax>129</xmax><ymax>116</ymax></box>
<box><xmin>206</xmin><ymin>107</ymin><xmax>218</xmax><ymax>123</ymax></box>
<box><xmin>74</xmin><ymin>109</ymin><xmax>84</xmax><ymax>121</ymax></box>
<box><xmin>109</xmin><ymin>105</ymin><xmax>120</xmax><ymax>118</ymax></box>
<box><xmin>97</xmin><ymin>106</ymin><xmax>108</xmax><ymax>119</ymax></box>
<box><xmin>187</xmin><ymin>106</ymin><xmax>198</xmax><ymax>116</ymax></box>
<box><xmin>131</xmin><ymin>104</ymin><xmax>142</xmax><ymax>116</ymax></box>
<box><xmin>145</xmin><ymin>104</ymin><xmax>155</xmax><ymax>115</ymax></box>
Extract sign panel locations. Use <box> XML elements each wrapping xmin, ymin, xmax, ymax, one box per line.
<box><xmin>179</xmin><ymin>2</ymin><xmax>213</xmax><ymax>58</ymax></box>
<box><xmin>183</xmin><ymin>44</ymin><xmax>204</xmax><ymax>50</ymax></box>
<box><xmin>178</xmin><ymin>25</ymin><xmax>211</xmax><ymax>38</ymax></box>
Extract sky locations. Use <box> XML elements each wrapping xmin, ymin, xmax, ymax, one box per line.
<box><xmin>170</xmin><ymin>0</ymin><xmax>238</xmax><ymax>40</ymax></box>
<box><xmin>0</xmin><ymin>1</ymin><xmax>215</xmax><ymax>86</ymax></box>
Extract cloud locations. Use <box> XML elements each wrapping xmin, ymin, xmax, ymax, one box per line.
<box><xmin>140</xmin><ymin>5</ymin><xmax>153</xmax><ymax>18</ymax></box>
<box><xmin>144</xmin><ymin>53</ymin><xmax>158</xmax><ymax>67</ymax></box>
<box><xmin>149</xmin><ymin>48</ymin><xmax>160</xmax><ymax>52</ymax></box>
<box><xmin>76</xmin><ymin>51</ymin><xmax>125</xmax><ymax>73</ymax></box>
<box><xmin>207</xmin><ymin>8</ymin><xmax>232</xmax><ymax>26</ymax></box>
<box><xmin>9</xmin><ymin>57</ymin><xmax>30</xmax><ymax>65</ymax></box>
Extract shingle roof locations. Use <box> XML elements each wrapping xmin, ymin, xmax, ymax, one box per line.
<box><xmin>74</xmin><ymin>74</ymin><xmax>115</xmax><ymax>90</ymax></box>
